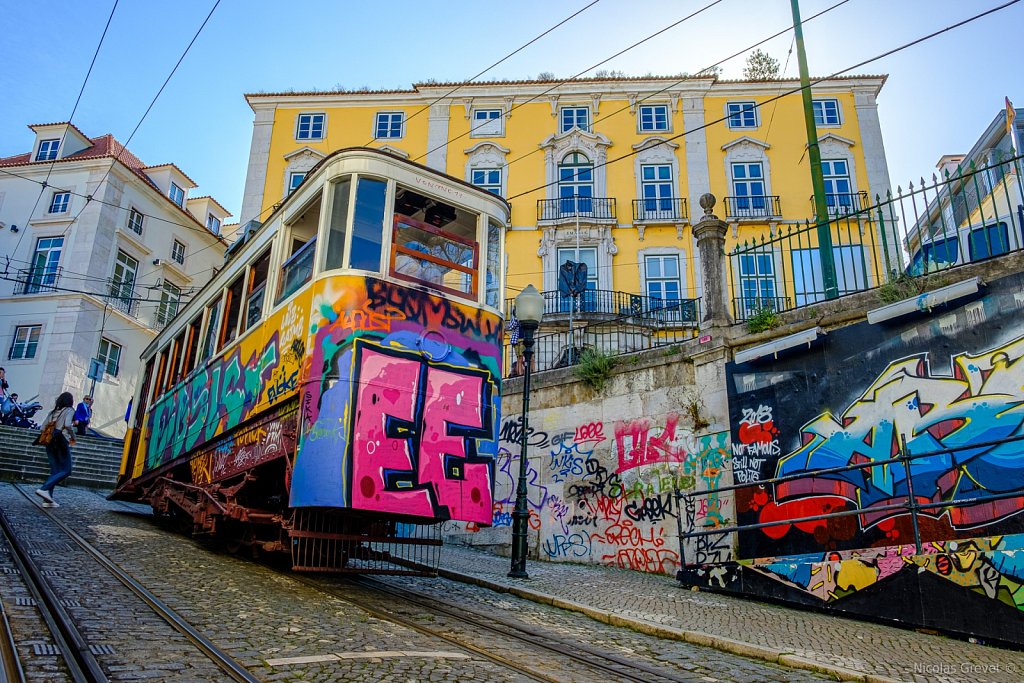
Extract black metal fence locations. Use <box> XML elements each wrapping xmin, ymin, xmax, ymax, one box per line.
<box><xmin>14</xmin><ymin>267</ymin><xmax>61</xmax><ymax>295</ymax></box>
<box><xmin>632</xmin><ymin>198</ymin><xmax>688</xmax><ymax>223</ymax></box>
<box><xmin>537</xmin><ymin>197</ymin><xmax>617</xmax><ymax>222</ymax></box>
<box><xmin>677</xmin><ymin>432</ymin><xmax>1024</xmax><ymax>568</ymax></box>
<box><xmin>727</xmin><ymin>153</ymin><xmax>1024</xmax><ymax>321</ymax></box>
<box><xmin>902</xmin><ymin>152</ymin><xmax>1024</xmax><ymax>277</ymax></box>
<box><xmin>724</xmin><ymin>195</ymin><xmax>781</xmax><ymax>219</ymax></box>
<box><xmin>503</xmin><ymin>294</ymin><xmax>700</xmax><ymax>378</ymax></box>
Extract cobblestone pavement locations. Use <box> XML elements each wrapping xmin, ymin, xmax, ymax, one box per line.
<box><xmin>430</xmin><ymin>544</ymin><xmax>1024</xmax><ymax>683</ymax></box>
<box><xmin>1</xmin><ymin>485</ymin><xmax>520</xmax><ymax>682</ymax></box>
<box><xmin>318</xmin><ymin>575</ymin><xmax>825</xmax><ymax>682</ymax></box>
<box><xmin>4</xmin><ymin>485</ymin><xmax>836</xmax><ymax>682</ymax></box>
<box><xmin>0</xmin><ymin>486</ymin><xmax>245</xmax><ymax>682</ymax></box>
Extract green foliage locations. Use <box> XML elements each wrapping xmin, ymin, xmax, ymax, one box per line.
<box><xmin>686</xmin><ymin>399</ymin><xmax>711</xmax><ymax>431</ymax></box>
<box><xmin>743</xmin><ymin>49</ymin><xmax>781</xmax><ymax>80</ymax></box>
<box><xmin>746</xmin><ymin>307</ymin><xmax>780</xmax><ymax>334</ymax></box>
<box><xmin>573</xmin><ymin>348</ymin><xmax>618</xmax><ymax>393</ymax></box>
<box><xmin>877</xmin><ymin>271</ymin><xmax>923</xmax><ymax>303</ymax></box>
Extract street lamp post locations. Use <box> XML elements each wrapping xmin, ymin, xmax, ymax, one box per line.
<box><xmin>509</xmin><ymin>284</ymin><xmax>544</xmax><ymax>579</ymax></box>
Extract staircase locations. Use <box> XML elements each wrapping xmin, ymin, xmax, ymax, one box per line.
<box><xmin>0</xmin><ymin>424</ymin><xmax>124</xmax><ymax>491</ymax></box>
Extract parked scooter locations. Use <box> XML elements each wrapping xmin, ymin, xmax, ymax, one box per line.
<box><xmin>0</xmin><ymin>396</ymin><xmax>43</xmax><ymax>429</ymax></box>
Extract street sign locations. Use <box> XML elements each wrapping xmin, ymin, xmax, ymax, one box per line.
<box><xmin>87</xmin><ymin>358</ymin><xmax>105</xmax><ymax>382</ymax></box>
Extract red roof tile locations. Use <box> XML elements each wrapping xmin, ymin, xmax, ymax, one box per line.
<box><xmin>0</xmin><ymin>132</ymin><xmax>225</xmax><ymax>244</ymax></box>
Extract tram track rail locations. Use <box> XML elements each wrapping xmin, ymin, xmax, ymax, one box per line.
<box><xmin>0</xmin><ymin>503</ymin><xmax>104</xmax><ymax>682</ymax></box>
<box><xmin>291</xmin><ymin>571</ymin><xmax>702</xmax><ymax>683</ymax></box>
<box><xmin>4</xmin><ymin>484</ymin><xmax>261</xmax><ymax>683</ymax></box>
<box><xmin>0</xmin><ymin>596</ymin><xmax>24</xmax><ymax>683</ymax></box>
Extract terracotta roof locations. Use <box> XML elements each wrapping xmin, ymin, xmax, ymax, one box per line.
<box><xmin>245</xmin><ymin>73</ymin><xmax>887</xmax><ymax>98</ymax></box>
<box><xmin>246</xmin><ymin>87</ymin><xmax>418</xmax><ymax>98</ymax></box>
<box><xmin>27</xmin><ymin>121</ymin><xmax>92</xmax><ymax>142</ymax></box>
<box><xmin>186</xmin><ymin>195</ymin><xmax>232</xmax><ymax>216</ymax></box>
<box><xmin>0</xmin><ymin>133</ymin><xmax>147</xmax><ymax>171</ymax></box>
<box><xmin>142</xmin><ymin>162</ymin><xmax>198</xmax><ymax>187</ymax></box>
<box><xmin>0</xmin><ymin>132</ymin><xmax>225</xmax><ymax>244</ymax></box>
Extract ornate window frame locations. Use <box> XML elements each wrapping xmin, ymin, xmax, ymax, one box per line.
<box><xmin>538</xmin><ymin>128</ymin><xmax>612</xmax><ymax>200</ymax></box>
<box><xmin>632</xmin><ymin>137</ymin><xmax>684</xmax><ymax>236</ymax></box>
<box><xmin>281</xmin><ymin>146</ymin><xmax>326</xmax><ymax>199</ymax></box>
<box><xmin>464</xmin><ymin>141</ymin><xmax>509</xmax><ymax>197</ymax></box>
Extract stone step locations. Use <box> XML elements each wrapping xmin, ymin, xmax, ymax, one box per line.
<box><xmin>0</xmin><ymin>424</ymin><xmax>124</xmax><ymax>490</ymax></box>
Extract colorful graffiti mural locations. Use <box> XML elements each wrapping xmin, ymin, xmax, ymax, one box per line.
<box><xmin>460</xmin><ymin>410</ymin><xmax>730</xmax><ymax>576</ymax></box>
<box><xmin>147</xmin><ymin>334</ymin><xmax>282</xmax><ymax>469</ymax></box>
<box><xmin>730</xmin><ymin>324</ymin><xmax>1024</xmax><ymax>559</ymax></box>
<box><xmin>289</xmin><ymin>277</ymin><xmax>500</xmax><ymax>525</ymax></box>
<box><xmin>709</xmin><ymin>275</ymin><xmax>1024</xmax><ymax>642</ymax></box>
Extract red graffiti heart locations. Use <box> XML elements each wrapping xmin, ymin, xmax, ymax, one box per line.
<box><xmin>738</xmin><ymin>420</ymin><xmax>777</xmax><ymax>444</ymax></box>
<box><xmin>757</xmin><ymin>496</ymin><xmax>848</xmax><ymax>539</ymax></box>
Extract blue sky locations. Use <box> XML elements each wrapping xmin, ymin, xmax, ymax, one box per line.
<box><xmin>1</xmin><ymin>0</ymin><xmax>1020</xmax><ymax>220</ymax></box>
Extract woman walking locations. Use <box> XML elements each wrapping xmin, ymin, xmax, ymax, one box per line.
<box><xmin>35</xmin><ymin>392</ymin><xmax>75</xmax><ymax>507</ymax></box>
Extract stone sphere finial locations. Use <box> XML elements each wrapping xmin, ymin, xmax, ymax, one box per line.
<box><xmin>699</xmin><ymin>193</ymin><xmax>716</xmax><ymax>215</ymax></box>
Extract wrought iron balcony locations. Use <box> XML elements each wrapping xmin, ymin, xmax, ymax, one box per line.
<box><xmin>14</xmin><ymin>267</ymin><xmax>62</xmax><ymax>295</ymax></box>
<box><xmin>810</xmin><ymin>191</ymin><xmax>869</xmax><ymax>217</ymax></box>
<box><xmin>724</xmin><ymin>195</ymin><xmax>781</xmax><ymax>219</ymax></box>
<box><xmin>632</xmin><ymin>198</ymin><xmax>689</xmax><ymax>223</ymax></box>
<box><xmin>506</xmin><ymin>289</ymin><xmax>699</xmax><ymax>326</ymax></box>
<box><xmin>107</xmin><ymin>280</ymin><xmax>139</xmax><ymax>316</ymax></box>
<box><xmin>537</xmin><ymin>197</ymin><xmax>616</xmax><ymax>222</ymax></box>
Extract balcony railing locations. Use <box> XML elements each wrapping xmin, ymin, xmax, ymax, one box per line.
<box><xmin>537</xmin><ymin>197</ymin><xmax>616</xmax><ymax>222</ymax></box>
<box><xmin>632</xmin><ymin>198</ymin><xmax>689</xmax><ymax>223</ymax></box>
<box><xmin>732</xmin><ymin>296</ymin><xmax>792</xmax><ymax>322</ymax></box>
<box><xmin>724</xmin><ymin>195</ymin><xmax>781</xmax><ymax>219</ymax></box>
<box><xmin>810</xmin><ymin>191</ymin><xmax>869</xmax><ymax>217</ymax></box>
<box><xmin>503</xmin><ymin>292</ymin><xmax>702</xmax><ymax>378</ymax></box>
<box><xmin>507</xmin><ymin>289</ymin><xmax>699</xmax><ymax>325</ymax></box>
<box><xmin>14</xmin><ymin>267</ymin><xmax>62</xmax><ymax>295</ymax></box>
<box><xmin>107</xmin><ymin>280</ymin><xmax>139</xmax><ymax>316</ymax></box>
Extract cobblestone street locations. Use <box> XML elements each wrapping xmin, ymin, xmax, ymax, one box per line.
<box><xmin>429</xmin><ymin>545</ymin><xmax>1024</xmax><ymax>683</ymax></box>
<box><xmin>1</xmin><ymin>485</ymin><xmax>838</xmax><ymax>682</ymax></box>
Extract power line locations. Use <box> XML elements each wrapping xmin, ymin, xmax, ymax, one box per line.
<box><xmin>10</xmin><ymin>0</ymin><xmax>120</xmax><ymax>259</ymax></box>
<box><xmin>362</xmin><ymin>0</ymin><xmax>603</xmax><ymax>147</ymax></box>
<box><xmin>498</xmin><ymin>0</ymin><xmax>849</xmax><ymax>174</ymax></box>
<box><xmin>507</xmin><ymin>0</ymin><xmax>1021</xmax><ymax>201</ymax></box>
<box><xmin>53</xmin><ymin>0</ymin><xmax>222</xmax><ymax>247</ymax></box>
<box><xmin>0</xmin><ymin>166</ymin><xmax>225</xmax><ymax>287</ymax></box>
<box><xmin>411</xmin><ymin>0</ymin><xmax>727</xmax><ymax>163</ymax></box>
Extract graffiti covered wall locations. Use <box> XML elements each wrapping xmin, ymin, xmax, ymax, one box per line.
<box><xmin>447</xmin><ymin>353</ymin><xmax>734</xmax><ymax>575</ymax></box>
<box><xmin>710</xmin><ymin>271</ymin><xmax>1024</xmax><ymax>643</ymax></box>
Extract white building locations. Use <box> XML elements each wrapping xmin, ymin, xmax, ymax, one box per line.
<box><xmin>0</xmin><ymin>123</ymin><xmax>228</xmax><ymax>437</ymax></box>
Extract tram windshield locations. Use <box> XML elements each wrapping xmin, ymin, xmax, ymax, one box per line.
<box><xmin>390</xmin><ymin>187</ymin><xmax>479</xmax><ymax>297</ymax></box>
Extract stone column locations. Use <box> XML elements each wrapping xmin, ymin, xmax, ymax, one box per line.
<box><xmin>692</xmin><ymin>193</ymin><xmax>733</xmax><ymax>327</ymax></box>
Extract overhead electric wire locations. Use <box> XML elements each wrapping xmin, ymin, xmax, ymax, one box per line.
<box><xmin>53</xmin><ymin>0</ymin><xmax>222</xmax><ymax>246</ymax></box>
<box><xmin>498</xmin><ymin>0</ymin><xmax>848</xmax><ymax>173</ymax></box>
<box><xmin>362</xmin><ymin>0</ymin><xmax>603</xmax><ymax>147</ymax></box>
<box><xmin>411</xmin><ymin>0</ymin><xmax>728</xmax><ymax>163</ymax></box>
<box><xmin>506</xmin><ymin>0</ymin><xmax>1021</xmax><ymax>202</ymax></box>
<box><xmin>8</xmin><ymin>0</ymin><xmax>120</xmax><ymax>260</ymax></box>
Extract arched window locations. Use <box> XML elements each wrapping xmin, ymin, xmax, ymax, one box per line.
<box><xmin>558</xmin><ymin>152</ymin><xmax>594</xmax><ymax>215</ymax></box>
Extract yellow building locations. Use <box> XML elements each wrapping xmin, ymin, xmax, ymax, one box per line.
<box><xmin>239</xmin><ymin>74</ymin><xmax>892</xmax><ymax>353</ymax></box>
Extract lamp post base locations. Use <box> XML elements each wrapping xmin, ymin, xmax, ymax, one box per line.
<box><xmin>507</xmin><ymin>567</ymin><xmax>530</xmax><ymax>579</ymax></box>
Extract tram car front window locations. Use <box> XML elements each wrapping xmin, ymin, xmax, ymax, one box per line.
<box><xmin>390</xmin><ymin>187</ymin><xmax>479</xmax><ymax>298</ymax></box>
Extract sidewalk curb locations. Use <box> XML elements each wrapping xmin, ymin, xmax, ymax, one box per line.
<box><xmin>434</xmin><ymin>566</ymin><xmax>906</xmax><ymax>683</ymax></box>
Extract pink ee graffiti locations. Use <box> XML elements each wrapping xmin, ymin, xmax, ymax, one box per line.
<box><xmin>350</xmin><ymin>348</ymin><xmax>492</xmax><ymax>524</ymax></box>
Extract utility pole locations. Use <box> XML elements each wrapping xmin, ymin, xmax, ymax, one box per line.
<box><xmin>89</xmin><ymin>301</ymin><xmax>110</xmax><ymax>398</ymax></box>
<box><xmin>791</xmin><ymin>0</ymin><xmax>838</xmax><ymax>299</ymax></box>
